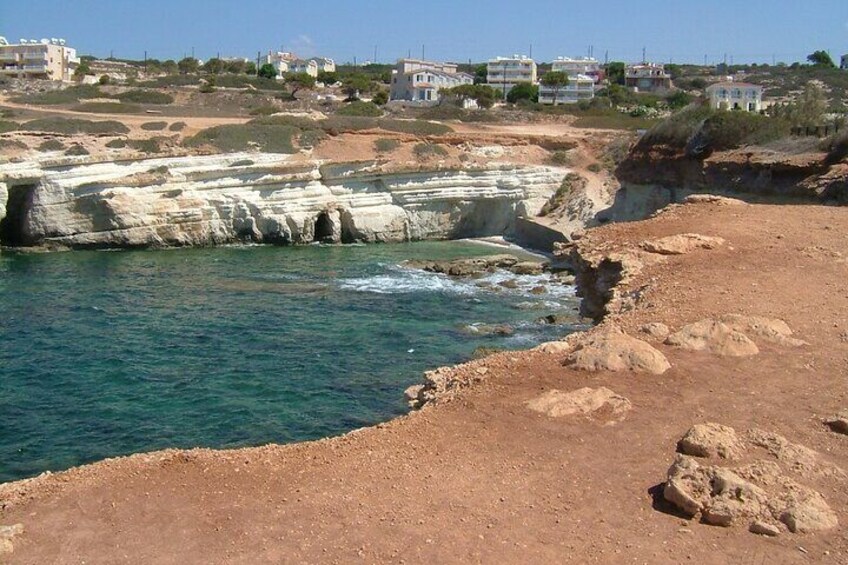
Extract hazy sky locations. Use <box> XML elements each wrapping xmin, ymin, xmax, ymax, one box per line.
<box><xmin>3</xmin><ymin>0</ymin><xmax>847</xmax><ymax>65</ymax></box>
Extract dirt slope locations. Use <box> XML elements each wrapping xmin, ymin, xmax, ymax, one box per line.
<box><xmin>2</xmin><ymin>200</ymin><xmax>848</xmax><ymax>563</ymax></box>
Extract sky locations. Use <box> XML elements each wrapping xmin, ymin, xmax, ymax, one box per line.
<box><xmin>3</xmin><ymin>0</ymin><xmax>847</xmax><ymax>65</ymax></box>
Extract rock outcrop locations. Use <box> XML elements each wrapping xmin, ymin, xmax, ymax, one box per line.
<box><xmin>563</xmin><ymin>324</ymin><xmax>671</xmax><ymax>375</ymax></box>
<box><xmin>640</xmin><ymin>233</ymin><xmax>725</xmax><ymax>255</ymax></box>
<box><xmin>0</xmin><ymin>154</ymin><xmax>565</xmax><ymax>248</ymax></box>
<box><xmin>665</xmin><ymin>320</ymin><xmax>760</xmax><ymax>357</ymax></box>
<box><xmin>525</xmin><ymin>387</ymin><xmax>631</xmax><ymax>424</ymax></box>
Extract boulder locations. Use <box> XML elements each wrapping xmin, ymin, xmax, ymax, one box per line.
<box><xmin>640</xmin><ymin>322</ymin><xmax>670</xmax><ymax>341</ymax></box>
<box><xmin>564</xmin><ymin>325</ymin><xmax>671</xmax><ymax>375</ymax></box>
<box><xmin>640</xmin><ymin>233</ymin><xmax>726</xmax><ymax>255</ymax></box>
<box><xmin>749</xmin><ymin>521</ymin><xmax>781</xmax><ymax>537</ymax></box>
<box><xmin>677</xmin><ymin>423</ymin><xmax>744</xmax><ymax>459</ymax></box>
<box><xmin>525</xmin><ymin>387</ymin><xmax>632</xmax><ymax>423</ymax></box>
<box><xmin>718</xmin><ymin>314</ymin><xmax>807</xmax><ymax>347</ymax></box>
<box><xmin>510</xmin><ymin>261</ymin><xmax>545</xmax><ymax>276</ymax></box>
<box><xmin>459</xmin><ymin>323</ymin><xmax>514</xmax><ymax>337</ymax></box>
<box><xmin>665</xmin><ymin>320</ymin><xmax>759</xmax><ymax>357</ymax></box>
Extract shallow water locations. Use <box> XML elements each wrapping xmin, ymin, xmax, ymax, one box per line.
<box><xmin>0</xmin><ymin>242</ymin><xmax>582</xmax><ymax>483</ymax></box>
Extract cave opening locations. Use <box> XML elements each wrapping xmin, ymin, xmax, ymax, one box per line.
<box><xmin>314</xmin><ymin>211</ymin><xmax>335</xmax><ymax>243</ymax></box>
<box><xmin>0</xmin><ymin>184</ymin><xmax>36</xmax><ymax>246</ymax></box>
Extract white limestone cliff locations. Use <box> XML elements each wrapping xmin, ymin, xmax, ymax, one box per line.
<box><xmin>0</xmin><ymin>153</ymin><xmax>566</xmax><ymax>248</ymax></box>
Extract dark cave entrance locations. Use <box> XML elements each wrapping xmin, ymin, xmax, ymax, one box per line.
<box><xmin>0</xmin><ymin>184</ymin><xmax>37</xmax><ymax>246</ymax></box>
<box><xmin>314</xmin><ymin>211</ymin><xmax>335</xmax><ymax>243</ymax></box>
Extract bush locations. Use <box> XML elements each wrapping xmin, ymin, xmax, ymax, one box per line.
<box><xmin>540</xmin><ymin>173</ymin><xmax>586</xmax><ymax>216</ymax></box>
<box><xmin>114</xmin><ymin>89</ymin><xmax>174</xmax><ymax>104</ymax></box>
<box><xmin>64</xmin><ymin>144</ymin><xmax>90</xmax><ymax>156</ymax></box>
<box><xmin>184</xmin><ymin>123</ymin><xmax>298</xmax><ymax>153</ymax></box>
<box><xmin>127</xmin><ymin>138</ymin><xmax>163</xmax><ymax>154</ymax></box>
<box><xmin>506</xmin><ymin>83</ymin><xmax>538</xmax><ymax>104</ymax></box>
<box><xmin>15</xmin><ymin>85</ymin><xmax>103</xmax><ymax>105</ymax></box>
<box><xmin>99</xmin><ymin>75</ymin><xmax>111</xmax><ymax>85</ymax></box>
<box><xmin>169</xmin><ymin>122</ymin><xmax>187</xmax><ymax>132</ymax></box>
<box><xmin>372</xmin><ymin>90</ymin><xmax>389</xmax><ymax>106</ymax></box>
<box><xmin>198</xmin><ymin>83</ymin><xmax>216</xmax><ymax>94</ymax></box>
<box><xmin>0</xmin><ymin>139</ymin><xmax>27</xmax><ymax>151</ymax></box>
<box><xmin>72</xmin><ymin>102</ymin><xmax>143</xmax><ymax>114</ymax></box>
<box><xmin>374</xmin><ymin>138</ymin><xmax>401</xmax><ymax>153</ymax></box>
<box><xmin>37</xmin><ymin>139</ymin><xmax>65</xmax><ymax>152</ymax></box>
<box><xmin>638</xmin><ymin>105</ymin><xmax>713</xmax><ymax>148</ymax></box>
<box><xmin>820</xmin><ymin>130</ymin><xmax>848</xmax><ymax>163</ymax></box>
<box><xmin>249</xmin><ymin>105</ymin><xmax>279</xmax><ymax>116</ymax></box>
<box><xmin>337</xmin><ymin>101</ymin><xmax>383</xmax><ymax>117</ymax></box>
<box><xmin>298</xmin><ymin>129</ymin><xmax>327</xmax><ymax>149</ymax></box>
<box><xmin>20</xmin><ymin>118</ymin><xmax>130</xmax><ymax>135</ymax></box>
<box><xmin>105</xmin><ymin>139</ymin><xmax>127</xmax><ymax>148</ymax></box>
<box><xmin>413</xmin><ymin>143</ymin><xmax>448</xmax><ymax>160</ymax></box>
<box><xmin>0</xmin><ymin>120</ymin><xmax>18</xmax><ymax>133</ymax></box>
<box><xmin>547</xmin><ymin>150</ymin><xmax>573</xmax><ymax>166</ymax></box>
<box><xmin>701</xmin><ymin>112</ymin><xmax>790</xmax><ymax>151</ymax></box>
<box><xmin>587</xmin><ymin>163</ymin><xmax>602</xmax><ymax>173</ymax></box>
<box><xmin>141</xmin><ymin>121</ymin><xmax>168</xmax><ymax>131</ymax></box>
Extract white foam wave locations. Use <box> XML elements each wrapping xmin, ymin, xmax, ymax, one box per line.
<box><xmin>339</xmin><ymin>268</ymin><xmax>476</xmax><ymax>295</ymax></box>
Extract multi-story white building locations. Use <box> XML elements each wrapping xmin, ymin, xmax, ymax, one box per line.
<box><xmin>0</xmin><ymin>36</ymin><xmax>79</xmax><ymax>81</ymax></box>
<box><xmin>487</xmin><ymin>55</ymin><xmax>537</xmax><ymax>99</ymax></box>
<box><xmin>539</xmin><ymin>74</ymin><xmax>595</xmax><ymax>105</ymax></box>
<box><xmin>705</xmin><ymin>82</ymin><xmax>764</xmax><ymax>112</ymax></box>
<box><xmin>551</xmin><ymin>57</ymin><xmax>603</xmax><ymax>84</ymax></box>
<box><xmin>389</xmin><ymin>58</ymin><xmax>473</xmax><ymax>103</ymax></box>
<box><xmin>311</xmin><ymin>57</ymin><xmax>335</xmax><ymax>74</ymax></box>
<box><xmin>625</xmin><ymin>63</ymin><xmax>672</xmax><ymax>92</ymax></box>
<box><xmin>289</xmin><ymin>59</ymin><xmax>319</xmax><ymax>77</ymax></box>
<box><xmin>266</xmin><ymin>51</ymin><xmax>335</xmax><ymax>79</ymax></box>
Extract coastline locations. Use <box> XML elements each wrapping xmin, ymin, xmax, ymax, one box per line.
<box><xmin>4</xmin><ymin>197</ymin><xmax>848</xmax><ymax>562</ymax></box>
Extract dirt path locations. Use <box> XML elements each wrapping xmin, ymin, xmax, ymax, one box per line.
<box><xmin>3</xmin><ymin>201</ymin><xmax>848</xmax><ymax>564</ymax></box>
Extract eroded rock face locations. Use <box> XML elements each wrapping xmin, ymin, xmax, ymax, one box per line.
<box><xmin>665</xmin><ymin>320</ymin><xmax>759</xmax><ymax>357</ymax></box>
<box><xmin>662</xmin><ymin>423</ymin><xmax>841</xmax><ymax>535</ymax></box>
<box><xmin>0</xmin><ymin>155</ymin><xmax>565</xmax><ymax>248</ymax></box>
<box><xmin>0</xmin><ymin>523</ymin><xmax>24</xmax><ymax>556</ymax></box>
<box><xmin>640</xmin><ymin>233</ymin><xmax>725</xmax><ymax>255</ymax></box>
<box><xmin>564</xmin><ymin>325</ymin><xmax>671</xmax><ymax>375</ymax></box>
<box><xmin>525</xmin><ymin>387</ymin><xmax>631</xmax><ymax>424</ymax></box>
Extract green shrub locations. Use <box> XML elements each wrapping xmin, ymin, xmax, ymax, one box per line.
<box><xmin>0</xmin><ymin>139</ymin><xmax>26</xmax><ymax>151</ymax></box>
<box><xmin>413</xmin><ymin>143</ymin><xmax>448</xmax><ymax>160</ymax></box>
<box><xmin>141</xmin><ymin>121</ymin><xmax>168</xmax><ymax>131</ymax></box>
<box><xmin>249</xmin><ymin>105</ymin><xmax>279</xmax><ymax>116</ymax></box>
<box><xmin>127</xmin><ymin>138</ymin><xmax>163</xmax><ymax>154</ymax></box>
<box><xmin>65</xmin><ymin>144</ymin><xmax>90</xmax><ymax>156</ymax></box>
<box><xmin>139</xmin><ymin>75</ymin><xmax>201</xmax><ymax>88</ymax></box>
<box><xmin>98</xmin><ymin>75</ymin><xmax>111</xmax><ymax>85</ymax></box>
<box><xmin>587</xmin><ymin>163</ymin><xmax>602</xmax><ymax>173</ymax></box>
<box><xmin>638</xmin><ymin>105</ymin><xmax>713</xmax><ymax>148</ymax></box>
<box><xmin>298</xmin><ymin>129</ymin><xmax>327</xmax><ymax>149</ymax></box>
<box><xmin>20</xmin><ymin>118</ymin><xmax>130</xmax><ymax>135</ymax></box>
<box><xmin>105</xmin><ymin>138</ymin><xmax>127</xmax><ymax>148</ymax></box>
<box><xmin>548</xmin><ymin>150</ymin><xmax>573</xmax><ymax>166</ymax></box>
<box><xmin>72</xmin><ymin>102</ymin><xmax>143</xmax><ymax>114</ymax></box>
<box><xmin>701</xmin><ymin>112</ymin><xmax>790</xmax><ymax>150</ymax></box>
<box><xmin>198</xmin><ymin>83</ymin><xmax>216</xmax><ymax>94</ymax></box>
<box><xmin>114</xmin><ymin>89</ymin><xmax>174</xmax><ymax>104</ymax></box>
<box><xmin>0</xmin><ymin>120</ymin><xmax>19</xmax><ymax>133</ymax></box>
<box><xmin>821</xmin><ymin>129</ymin><xmax>848</xmax><ymax>163</ymax></box>
<box><xmin>374</xmin><ymin>138</ymin><xmax>401</xmax><ymax>153</ymax></box>
<box><xmin>15</xmin><ymin>85</ymin><xmax>104</xmax><ymax>105</ymax></box>
<box><xmin>336</xmin><ymin>101</ymin><xmax>383</xmax><ymax>117</ymax></box>
<box><xmin>168</xmin><ymin>121</ymin><xmax>187</xmax><ymax>132</ymax></box>
<box><xmin>540</xmin><ymin>173</ymin><xmax>586</xmax><ymax>216</ymax></box>
<box><xmin>37</xmin><ymin>139</ymin><xmax>65</xmax><ymax>152</ymax></box>
<box><xmin>184</xmin><ymin>123</ymin><xmax>298</xmax><ymax>153</ymax></box>
<box><xmin>372</xmin><ymin>90</ymin><xmax>389</xmax><ymax>106</ymax></box>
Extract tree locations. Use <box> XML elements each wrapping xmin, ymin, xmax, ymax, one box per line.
<box><xmin>202</xmin><ymin>57</ymin><xmax>226</xmax><ymax>75</ymax></box>
<box><xmin>372</xmin><ymin>89</ymin><xmax>388</xmax><ymax>105</ymax></box>
<box><xmin>244</xmin><ymin>62</ymin><xmax>257</xmax><ymax>75</ymax></box>
<box><xmin>177</xmin><ymin>57</ymin><xmax>200</xmax><ymax>75</ymax></box>
<box><xmin>161</xmin><ymin>60</ymin><xmax>179</xmax><ymax>75</ymax></box>
<box><xmin>285</xmin><ymin>72</ymin><xmax>316</xmax><ymax>96</ymax></box>
<box><xmin>443</xmin><ymin>84</ymin><xmax>498</xmax><ymax>109</ymax></box>
<box><xmin>317</xmin><ymin>71</ymin><xmax>339</xmax><ymax>85</ymax></box>
<box><xmin>342</xmin><ymin>74</ymin><xmax>371</xmax><ymax>100</ymax></box>
<box><xmin>605</xmin><ymin>62</ymin><xmax>626</xmax><ymax>85</ymax></box>
<box><xmin>73</xmin><ymin>60</ymin><xmax>91</xmax><ymax>82</ymax></box>
<box><xmin>258</xmin><ymin>63</ymin><xmax>278</xmax><ymax>80</ymax></box>
<box><xmin>473</xmin><ymin>64</ymin><xmax>488</xmax><ymax>85</ymax></box>
<box><xmin>807</xmin><ymin>50</ymin><xmax>836</xmax><ymax>68</ymax></box>
<box><xmin>540</xmin><ymin>71</ymin><xmax>569</xmax><ymax>105</ymax></box>
<box><xmin>98</xmin><ymin>74</ymin><xmax>111</xmax><ymax>85</ymax></box>
<box><xmin>769</xmin><ymin>83</ymin><xmax>828</xmax><ymax>127</ymax></box>
<box><xmin>506</xmin><ymin>82</ymin><xmax>538</xmax><ymax>104</ymax></box>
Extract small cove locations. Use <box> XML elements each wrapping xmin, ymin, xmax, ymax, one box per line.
<box><xmin>0</xmin><ymin>241</ymin><xmax>584</xmax><ymax>483</ymax></box>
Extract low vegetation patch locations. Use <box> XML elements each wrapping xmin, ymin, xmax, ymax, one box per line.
<box><xmin>0</xmin><ymin>120</ymin><xmax>18</xmax><ymax>134</ymax></box>
<box><xmin>336</xmin><ymin>101</ymin><xmax>383</xmax><ymax>117</ymax></box>
<box><xmin>417</xmin><ymin>105</ymin><xmax>500</xmax><ymax>123</ymax></box>
<box><xmin>168</xmin><ymin>121</ymin><xmax>187</xmax><ymax>132</ymax></box>
<box><xmin>0</xmin><ymin>139</ymin><xmax>26</xmax><ymax>151</ymax></box>
<box><xmin>540</xmin><ymin>173</ymin><xmax>586</xmax><ymax>216</ymax></box>
<box><xmin>37</xmin><ymin>139</ymin><xmax>65</xmax><ymax>152</ymax></box>
<box><xmin>248</xmin><ymin>105</ymin><xmax>279</xmax><ymax>116</ymax></box>
<box><xmin>374</xmin><ymin>138</ymin><xmax>401</xmax><ymax>153</ymax></box>
<box><xmin>547</xmin><ymin>150</ymin><xmax>573</xmax><ymax>166</ymax></box>
<box><xmin>14</xmin><ymin>85</ymin><xmax>103</xmax><ymax>105</ymax></box>
<box><xmin>64</xmin><ymin>144</ymin><xmax>90</xmax><ymax>156</ymax></box>
<box><xmin>821</xmin><ymin>130</ymin><xmax>848</xmax><ymax>164</ymax></box>
<box><xmin>413</xmin><ymin>143</ymin><xmax>448</xmax><ymax>160</ymax></box>
<box><xmin>20</xmin><ymin>118</ymin><xmax>130</xmax><ymax>135</ymax></box>
<box><xmin>141</xmin><ymin>121</ymin><xmax>168</xmax><ymax>131</ymax></box>
<box><xmin>72</xmin><ymin>102</ymin><xmax>143</xmax><ymax>114</ymax></box>
<box><xmin>127</xmin><ymin>138</ymin><xmax>165</xmax><ymax>154</ymax></box>
<box><xmin>298</xmin><ymin>129</ymin><xmax>327</xmax><ymax>149</ymax></box>
<box><xmin>105</xmin><ymin>138</ymin><xmax>127</xmax><ymax>148</ymax></box>
<box><xmin>114</xmin><ymin>89</ymin><xmax>174</xmax><ymax>105</ymax></box>
<box><xmin>184</xmin><ymin>122</ymin><xmax>298</xmax><ymax>153</ymax></box>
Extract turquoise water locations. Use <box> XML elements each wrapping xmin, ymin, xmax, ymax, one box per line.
<box><xmin>0</xmin><ymin>242</ymin><xmax>581</xmax><ymax>483</ymax></box>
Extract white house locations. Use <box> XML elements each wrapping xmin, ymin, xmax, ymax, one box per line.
<box><xmin>539</xmin><ymin>74</ymin><xmax>595</xmax><ymax>105</ymax></box>
<box><xmin>625</xmin><ymin>63</ymin><xmax>672</xmax><ymax>92</ymax></box>
<box><xmin>706</xmin><ymin>82</ymin><xmax>764</xmax><ymax>112</ymax></box>
<box><xmin>389</xmin><ymin>58</ymin><xmax>473</xmax><ymax>103</ymax></box>
<box><xmin>0</xmin><ymin>36</ymin><xmax>79</xmax><ymax>81</ymax></box>
<box><xmin>551</xmin><ymin>57</ymin><xmax>603</xmax><ymax>84</ymax></box>
<box><xmin>487</xmin><ymin>55</ymin><xmax>537</xmax><ymax>99</ymax></box>
<box><xmin>289</xmin><ymin>59</ymin><xmax>319</xmax><ymax>77</ymax></box>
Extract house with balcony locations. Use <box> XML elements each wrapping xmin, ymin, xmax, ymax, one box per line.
<box><xmin>0</xmin><ymin>36</ymin><xmax>79</xmax><ymax>81</ymax></box>
<box><xmin>539</xmin><ymin>74</ymin><xmax>595</xmax><ymax>105</ymax></box>
<box><xmin>389</xmin><ymin>58</ymin><xmax>473</xmax><ymax>103</ymax></box>
<box><xmin>705</xmin><ymin>82</ymin><xmax>764</xmax><ymax>112</ymax></box>
<box><xmin>551</xmin><ymin>57</ymin><xmax>604</xmax><ymax>84</ymax></box>
<box><xmin>487</xmin><ymin>55</ymin><xmax>537</xmax><ymax>99</ymax></box>
<box><xmin>624</xmin><ymin>63</ymin><xmax>672</xmax><ymax>93</ymax></box>
<box><xmin>289</xmin><ymin>59</ymin><xmax>319</xmax><ymax>77</ymax></box>
<box><xmin>266</xmin><ymin>51</ymin><xmax>336</xmax><ymax>79</ymax></box>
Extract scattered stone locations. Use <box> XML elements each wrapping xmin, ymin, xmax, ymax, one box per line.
<box><xmin>825</xmin><ymin>411</ymin><xmax>848</xmax><ymax>435</ymax></box>
<box><xmin>640</xmin><ymin>233</ymin><xmax>726</xmax><ymax>256</ymax></box>
<box><xmin>665</xmin><ymin>320</ymin><xmax>759</xmax><ymax>357</ymax></box>
<box><xmin>640</xmin><ymin>322</ymin><xmax>670</xmax><ymax>341</ymax></box>
<box><xmin>510</xmin><ymin>261</ymin><xmax>545</xmax><ymax>276</ymax></box>
<box><xmin>403</xmin><ymin>385</ymin><xmax>425</xmax><ymax>408</ymax></box>
<box><xmin>525</xmin><ymin>387</ymin><xmax>632</xmax><ymax>424</ymax></box>
<box><xmin>780</xmin><ymin>493</ymin><xmax>839</xmax><ymax>533</ymax></box>
<box><xmin>499</xmin><ymin>279</ymin><xmax>519</xmax><ymax>289</ymax></box>
<box><xmin>553</xmin><ymin>272</ymin><xmax>576</xmax><ymax>285</ymax></box>
<box><xmin>564</xmin><ymin>325</ymin><xmax>671</xmax><ymax>375</ymax></box>
<box><xmin>749</xmin><ymin>521</ymin><xmax>781</xmax><ymax>537</ymax></box>
<box><xmin>678</xmin><ymin>423</ymin><xmax>744</xmax><ymax>459</ymax></box>
<box><xmin>529</xmin><ymin>286</ymin><xmax>547</xmax><ymax>295</ymax></box>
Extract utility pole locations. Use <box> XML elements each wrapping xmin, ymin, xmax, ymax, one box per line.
<box><xmin>529</xmin><ymin>43</ymin><xmax>533</xmax><ymax>59</ymax></box>
<box><xmin>421</xmin><ymin>44</ymin><xmax>425</xmax><ymax>60</ymax></box>
<box><xmin>642</xmin><ymin>47</ymin><xmax>646</xmax><ymax>64</ymax></box>
<box><xmin>191</xmin><ymin>46</ymin><xmax>195</xmax><ymax>59</ymax></box>
<box><xmin>604</xmin><ymin>50</ymin><xmax>609</xmax><ymax>65</ymax></box>
<box><xmin>704</xmin><ymin>54</ymin><xmax>708</xmax><ymax>66</ymax></box>
<box><xmin>354</xmin><ymin>56</ymin><xmax>357</xmax><ymax>67</ymax></box>
<box><xmin>144</xmin><ymin>50</ymin><xmax>147</xmax><ymax>73</ymax></box>
<box><xmin>256</xmin><ymin>51</ymin><xmax>261</xmax><ymax>75</ymax></box>
<box><xmin>373</xmin><ymin>45</ymin><xmax>377</xmax><ymax>64</ymax></box>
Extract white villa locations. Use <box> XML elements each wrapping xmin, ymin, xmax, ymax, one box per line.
<box><xmin>266</xmin><ymin>51</ymin><xmax>335</xmax><ymax>78</ymax></box>
<box><xmin>389</xmin><ymin>58</ymin><xmax>473</xmax><ymax>103</ymax></box>
<box><xmin>551</xmin><ymin>57</ymin><xmax>602</xmax><ymax>84</ymax></box>
<box><xmin>539</xmin><ymin>74</ymin><xmax>595</xmax><ymax>105</ymax></box>
<box><xmin>706</xmin><ymin>82</ymin><xmax>764</xmax><ymax>112</ymax></box>
<box><xmin>0</xmin><ymin>36</ymin><xmax>79</xmax><ymax>81</ymax></box>
<box><xmin>487</xmin><ymin>55</ymin><xmax>537</xmax><ymax>98</ymax></box>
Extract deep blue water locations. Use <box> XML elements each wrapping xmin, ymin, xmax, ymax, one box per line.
<box><xmin>0</xmin><ymin>242</ymin><xmax>581</xmax><ymax>483</ymax></box>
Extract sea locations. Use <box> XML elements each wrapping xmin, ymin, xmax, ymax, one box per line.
<box><xmin>0</xmin><ymin>241</ymin><xmax>583</xmax><ymax>483</ymax></box>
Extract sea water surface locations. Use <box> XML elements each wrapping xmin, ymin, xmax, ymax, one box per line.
<box><xmin>0</xmin><ymin>242</ymin><xmax>582</xmax><ymax>483</ymax></box>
